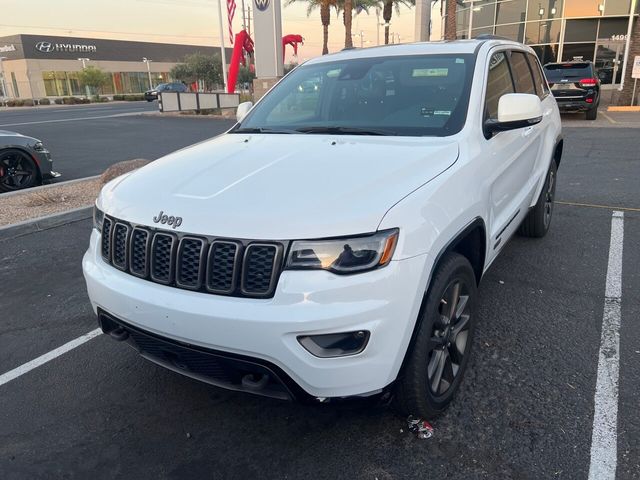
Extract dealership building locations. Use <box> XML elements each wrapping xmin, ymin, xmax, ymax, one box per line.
<box><xmin>0</xmin><ymin>34</ymin><xmax>231</xmax><ymax>99</ymax></box>
<box><xmin>443</xmin><ymin>0</ymin><xmax>638</xmax><ymax>86</ymax></box>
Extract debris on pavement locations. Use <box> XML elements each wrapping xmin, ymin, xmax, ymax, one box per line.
<box><xmin>407</xmin><ymin>416</ymin><xmax>434</xmax><ymax>439</ymax></box>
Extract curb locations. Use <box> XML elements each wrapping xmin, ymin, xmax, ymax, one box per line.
<box><xmin>1</xmin><ymin>175</ymin><xmax>100</xmax><ymax>198</ymax></box>
<box><xmin>0</xmin><ymin>206</ymin><xmax>92</xmax><ymax>242</ymax></box>
<box><xmin>607</xmin><ymin>106</ymin><xmax>640</xmax><ymax>112</ymax></box>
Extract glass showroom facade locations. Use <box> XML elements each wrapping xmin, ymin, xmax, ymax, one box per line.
<box><xmin>450</xmin><ymin>0</ymin><xmax>639</xmax><ymax>85</ymax></box>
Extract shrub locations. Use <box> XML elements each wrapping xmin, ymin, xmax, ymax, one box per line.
<box><xmin>125</xmin><ymin>94</ymin><xmax>145</xmax><ymax>101</ymax></box>
<box><xmin>39</xmin><ymin>98</ymin><xmax>51</xmax><ymax>105</ymax></box>
<box><xmin>112</xmin><ymin>94</ymin><xmax>124</xmax><ymax>101</ymax></box>
<box><xmin>7</xmin><ymin>99</ymin><xmax>24</xmax><ymax>107</ymax></box>
<box><xmin>22</xmin><ymin>99</ymin><xmax>34</xmax><ymax>107</ymax></box>
<box><xmin>54</xmin><ymin>98</ymin><xmax>64</xmax><ymax>105</ymax></box>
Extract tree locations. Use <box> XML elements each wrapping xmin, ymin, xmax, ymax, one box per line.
<box><xmin>444</xmin><ymin>0</ymin><xmax>458</xmax><ymax>40</ymax></box>
<box><xmin>343</xmin><ymin>0</ymin><xmax>354</xmax><ymax>48</ymax></box>
<box><xmin>619</xmin><ymin>13</ymin><xmax>640</xmax><ymax>106</ymax></box>
<box><xmin>287</xmin><ymin>0</ymin><xmax>338</xmax><ymax>55</ymax></box>
<box><xmin>170</xmin><ymin>52</ymin><xmax>223</xmax><ymax>91</ymax></box>
<box><xmin>78</xmin><ymin>66</ymin><xmax>110</xmax><ymax>95</ymax></box>
<box><xmin>381</xmin><ymin>0</ymin><xmax>415</xmax><ymax>45</ymax></box>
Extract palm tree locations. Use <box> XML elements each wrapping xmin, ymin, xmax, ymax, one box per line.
<box><xmin>337</xmin><ymin>0</ymin><xmax>377</xmax><ymax>48</ymax></box>
<box><xmin>619</xmin><ymin>12</ymin><xmax>639</xmax><ymax>106</ymax></box>
<box><xmin>287</xmin><ymin>0</ymin><xmax>337</xmax><ymax>55</ymax></box>
<box><xmin>381</xmin><ymin>0</ymin><xmax>415</xmax><ymax>45</ymax></box>
<box><xmin>444</xmin><ymin>0</ymin><xmax>458</xmax><ymax>40</ymax></box>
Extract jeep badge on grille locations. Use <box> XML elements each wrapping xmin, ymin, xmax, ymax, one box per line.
<box><xmin>153</xmin><ymin>210</ymin><xmax>183</xmax><ymax>229</ymax></box>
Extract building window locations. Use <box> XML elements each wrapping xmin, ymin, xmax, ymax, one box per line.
<box><xmin>495</xmin><ymin>22</ymin><xmax>526</xmax><ymax>42</ymax></box>
<box><xmin>564</xmin><ymin>19</ymin><xmax>599</xmax><ymax>42</ymax></box>
<box><xmin>495</xmin><ymin>0</ymin><xmax>527</xmax><ymax>25</ymax></box>
<box><xmin>473</xmin><ymin>1</ymin><xmax>497</xmax><ymax>29</ymax></box>
<box><xmin>604</xmin><ymin>0</ymin><xmax>632</xmax><ymax>15</ymax></box>
<box><xmin>562</xmin><ymin>43</ymin><xmax>596</xmax><ymax>61</ymax></box>
<box><xmin>531</xmin><ymin>44</ymin><xmax>559</xmax><ymax>64</ymax></box>
<box><xmin>526</xmin><ymin>0</ymin><xmax>563</xmax><ymax>20</ymax></box>
<box><xmin>598</xmin><ymin>18</ymin><xmax>629</xmax><ymax>39</ymax></box>
<box><xmin>564</xmin><ymin>0</ymin><xmax>604</xmax><ymax>18</ymax></box>
<box><xmin>525</xmin><ymin>19</ymin><xmax>561</xmax><ymax>44</ymax></box>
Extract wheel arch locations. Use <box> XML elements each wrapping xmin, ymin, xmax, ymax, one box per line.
<box><xmin>553</xmin><ymin>136</ymin><xmax>563</xmax><ymax>169</ymax></box>
<box><xmin>394</xmin><ymin>217</ymin><xmax>487</xmax><ymax>382</ymax></box>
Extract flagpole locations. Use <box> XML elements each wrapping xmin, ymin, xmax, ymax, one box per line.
<box><xmin>217</xmin><ymin>0</ymin><xmax>229</xmax><ymax>92</ymax></box>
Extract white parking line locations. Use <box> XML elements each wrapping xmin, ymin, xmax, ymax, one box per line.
<box><xmin>0</xmin><ymin>112</ymin><xmax>147</xmax><ymax>127</ymax></box>
<box><xmin>588</xmin><ymin>211</ymin><xmax>624</xmax><ymax>480</ymax></box>
<box><xmin>0</xmin><ymin>329</ymin><xmax>102</xmax><ymax>387</ymax></box>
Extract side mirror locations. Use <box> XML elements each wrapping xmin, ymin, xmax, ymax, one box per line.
<box><xmin>236</xmin><ymin>101</ymin><xmax>253</xmax><ymax>122</ymax></box>
<box><xmin>485</xmin><ymin>93</ymin><xmax>542</xmax><ymax>136</ymax></box>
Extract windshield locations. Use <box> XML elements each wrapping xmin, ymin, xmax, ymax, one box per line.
<box><xmin>235</xmin><ymin>54</ymin><xmax>475</xmax><ymax>137</ymax></box>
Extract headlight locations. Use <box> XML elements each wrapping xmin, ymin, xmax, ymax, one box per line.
<box><xmin>33</xmin><ymin>141</ymin><xmax>45</xmax><ymax>152</ymax></box>
<box><xmin>285</xmin><ymin>229</ymin><xmax>399</xmax><ymax>274</ymax></box>
<box><xmin>93</xmin><ymin>205</ymin><xmax>104</xmax><ymax>233</ymax></box>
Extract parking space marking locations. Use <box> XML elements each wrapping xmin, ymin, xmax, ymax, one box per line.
<box><xmin>0</xmin><ymin>112</ymin><xmax>146</xmax><ymax>127</ymax></box>
<box><xmin>556</xmin><ymin>201</ymin><xmax>640</xmax><ymax>213</ymax></box>
<box><xmin>0</xmin><ymin>329</ymin><xmax>102</xmax><ymax>387</ymax></box>
<box><xmin>588</xmin><ymin>211</ymin><xmax>624</xmax><ymax>480</ymax></box>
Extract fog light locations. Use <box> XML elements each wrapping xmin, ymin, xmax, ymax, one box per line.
<box><xmin>298</xmin><ymin>330</ymin><xmax>370</xmax><ymax>358</ymax></box>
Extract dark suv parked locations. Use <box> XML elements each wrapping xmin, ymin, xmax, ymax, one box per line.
<box><xmin>543</xmin><ymin>61</ymin><xmax>600</xmax><ymax>120</ymax></box>
<box><xmin>144</xmin><ymin>82</ymin><xmax>188</xmax><ymax>101</ymax></box>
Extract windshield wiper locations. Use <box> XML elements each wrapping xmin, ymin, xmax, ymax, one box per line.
<box><xmin>296</xmin><ymin>126</ymin><xmax>396</xmax><ymax>136</ymax></box>
<box><xmin>234</xmin><ymin>127</ymin><xmax>300</xmax><ymax>134</ymax></box>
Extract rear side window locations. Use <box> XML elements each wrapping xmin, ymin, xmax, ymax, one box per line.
<box><xmin>509</xmin><ymin>51</ymin><xmax>536</xmax><ymax>95</ymax></box>
<box><xmin>485</xmin><ymin>52</ymin><xmax>515</xmax><ymax>120</ymax></box>
<box><xmin>527</xmin><ymin>54</ymin><xmax>550</xmax><ymax>98</ymax></box>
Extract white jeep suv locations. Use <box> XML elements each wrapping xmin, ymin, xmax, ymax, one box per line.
<box><xmin>83</xmin><ymin>38</ymin><xmax>562</xmax><ymax>418</ymax></box>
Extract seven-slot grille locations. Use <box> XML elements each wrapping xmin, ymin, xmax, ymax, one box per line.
<box><xmin>101</xmin><ymin>216</ymin><xmax>284</xmax><ymax>298</ymax></box>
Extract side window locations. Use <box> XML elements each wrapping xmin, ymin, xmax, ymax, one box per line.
<box><xmin>509</xmin><ymin>51</ymin><xmax>536</xmax><ymax>95</ymax></box>
<box><xmin>527</xmin><ymin>53</ymin><xmax>550</xmax><ymax>98</ymax></box>
<box><xmin>485</xmin><ymin>52</ymin><xmax>515</xmax><ymax>121</ymax></box>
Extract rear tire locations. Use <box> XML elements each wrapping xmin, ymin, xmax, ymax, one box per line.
<box><xmin>518</xmin><ymin>161</ymin><xmax>557</xmax><ymax>238</ymax></box>
<box><xmin>393</xmin><ymin>253</ymin><xmax>477</xmax><ymax>419</ymax></box>
<box><xmin>586</xmin><ymin>107</ymin><xmax>598</xmax><ymax>120</ymax></box>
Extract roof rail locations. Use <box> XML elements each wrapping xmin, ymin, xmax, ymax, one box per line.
<box><xmin>474</xmin><ymin>34</ymin><xmax>512</xmax><ymax>41</ymax></box>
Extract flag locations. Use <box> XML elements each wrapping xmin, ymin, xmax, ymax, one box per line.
<box><xmin>227</xmin><ymin>0</ymin><xmax>236</xmax><ymax>44</ymax></box>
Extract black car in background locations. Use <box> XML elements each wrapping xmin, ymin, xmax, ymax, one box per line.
<box><xmin>144</xmin><ymin>82</ymin><xmax>188</xmax><ymax>101</ymax></box>
<box><xmin>543</xmin><ymin>61</ymin><xmax>601</xmax><ymax>120</ymax></box>
<box><xmin>0</xmin><ymin>130</ymin><xmax>59</xmax><ymax>192</ymax></box>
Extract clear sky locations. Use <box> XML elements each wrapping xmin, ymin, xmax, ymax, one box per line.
<box><xmin>0</xmin><ymin>0</ymin><xmax>417</xmax><ymax>62</ymax></box>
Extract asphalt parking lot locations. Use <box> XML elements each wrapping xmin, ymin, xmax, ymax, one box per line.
<box><xmin>0</xmin><ymin>125</ymin><xmax>639</xmax><ymax>479</ymax></box>
<box><xmin>0</xmin><ymin>102</ymin><xmax>234</xmax><ymax>181</ymax></box>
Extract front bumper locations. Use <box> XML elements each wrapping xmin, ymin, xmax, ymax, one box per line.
<box><xmin>33</xmin><ymin>149</ymin><xmax>56</xmax><ymax>178</ymax></box>
<box><xmin>83</xmin><ymin>229</ymin><xmax>431</xmax><ymax>398</ymax></box>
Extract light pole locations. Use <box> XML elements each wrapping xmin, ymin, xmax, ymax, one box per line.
<box><xmin>0</xmin><ymin>56</ymin><xmax>8</xmax><ymax>100</ymax></box>
<box><xmin>143</xmin><ymin>57</ymin><xmax>153</xmax><ymax>89</ymax></box>
<box><xmin>78</xmin><ymin>57</ymin><xmax>91</xmax><ymax>98</ymax></box>
<box><xmin>216</xmin><ymin>0</ymin><xmax>229</xmax><ymax>92</ymax></box>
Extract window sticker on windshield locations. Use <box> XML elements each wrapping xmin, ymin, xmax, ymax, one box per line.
<box><xmin>421</xmin><ymin>108</ymin><xmax>434</xmax><ymax>117</ymax></box>
<box><xmin>412</xmin><ymin>68</ymin><xmax>448</xmax><ymax>77</ymax></box>
<box><xmin>456</xmin><ymin>58</ymin><xmax>465</xmax><ymax>64</ymax></box>
<box><xmin>434</xmin><ymin>110</ymin><xmax>451</xmax><ymax>116</ymax></box>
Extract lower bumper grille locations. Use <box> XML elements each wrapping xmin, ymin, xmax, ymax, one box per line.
<box><xmin>98</xmin><ymin>309</ymin><xmax>300</xmax><ymax>401</ymax></box>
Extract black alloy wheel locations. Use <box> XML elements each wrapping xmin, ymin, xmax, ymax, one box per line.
<box><xmin>0</xmin><ymin>149</ymin><xmax>39</xmax><ymax>192</ymax></box>
<box><xmin>428</xmin><ymin>279</ymin><xmax>472</xmax><ymax>397</ymax></box>
<box><xmin>394</xmin><ymin>252</ymin><xmax>477</xmax><ymax>419</ymax></box>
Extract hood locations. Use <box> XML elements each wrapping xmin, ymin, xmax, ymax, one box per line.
<box><xmin>0</xmin><ymin>130</ymin><xmax>24</xmax><ymax>137</ymax></box>
<box><xmin>100</xmin><ymin>134</ymin><xmax>458</xmax><ymax>240</ymax></box>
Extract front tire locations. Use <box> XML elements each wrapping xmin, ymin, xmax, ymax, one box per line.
<box><xmin>0</xmin><ymin>148</ymin><xmax>40</xmax><ymax>192</ymax></box>
<box><xmin>394</xmin><ymin>253</ymin><xmax>477</xmax><ymax>419</ymax></box>
<box><xmin>518</xmin><ymin>161</ymin><xmax>557</xmax><ymax>238</ymax></box>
